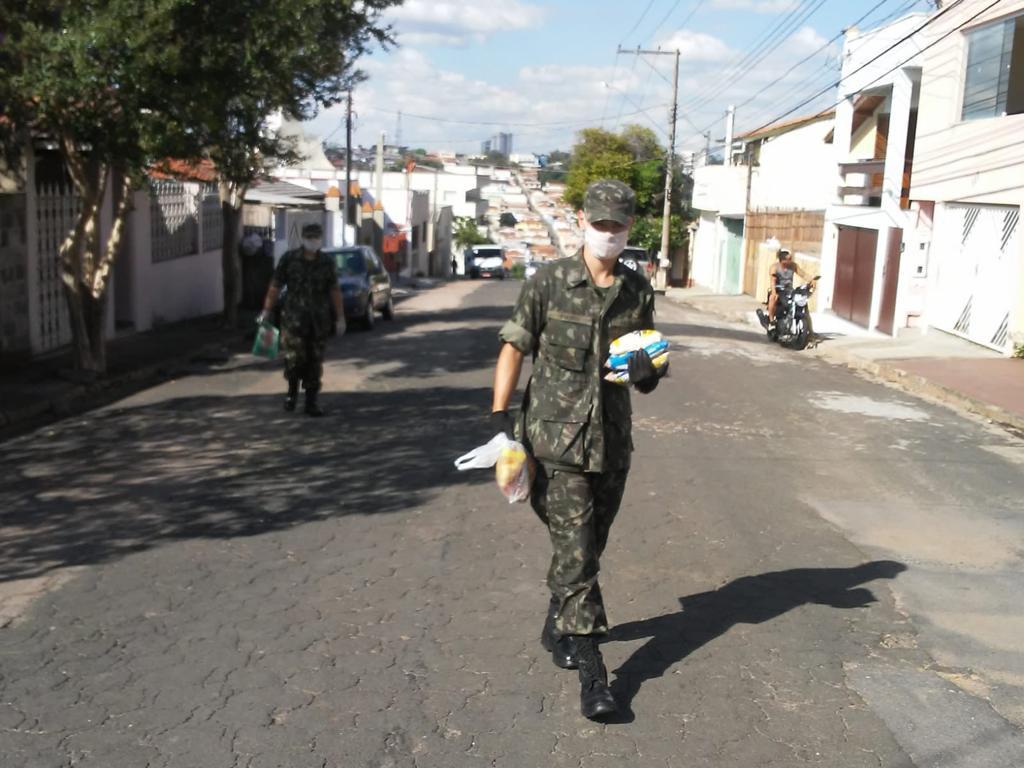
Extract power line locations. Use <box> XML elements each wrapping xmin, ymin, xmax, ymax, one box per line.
<box><xmin>678</xmin><ymin>0</ymin><xmax>962</xmax><ymax>146</ymax></box>
<box><xmin>622</xmin><ymin>0</ymin><xmax>659</xmax><ymax>43</ymax></box>
<box><xmin>745</xmin><ymin>0</ymin><xmax>996</xmax><ymax>136</ymax></box>
<box><xmin>724</xmin><ymin>0</ymin><xmax>895</xmax><ymax>120</ymax></box>
<box><xmin>646</xmin><ymin>0</ymin><xmax>708</xmax><ymax>46</ymax></box>
<box><xmin>681</xmin><ymin>0</ymin><xmax>830</xmax><ymax>114</ymax></box>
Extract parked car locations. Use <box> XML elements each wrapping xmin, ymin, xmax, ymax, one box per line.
<box><xmin>467</xmin><ymin>245</ymin><xmax>506</xmax><ymax>279</ymax></box>
<box><xmin>323</xmin><ymin>245</ymin><xmax>394</xmax><ymax>330</ymax></box>
<box><xmin>619</xmin><ymin>246</ymin><xmax>656</xmax><ymax>282</ymax></box>
<box><xmin>524</xmin><ymin>260</ymin><xmax>540</xmax><ymax>279</ymax></box>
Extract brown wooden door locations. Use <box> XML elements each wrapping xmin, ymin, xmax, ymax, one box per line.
<box><xmin>877</xmin><ymin>228</ymin><xmax>902</xmax><ymax>335</ymax></box>
<box><xmin>833</xmin><ymin>227</ymin><xmax>857</xmax><ymax>320</ymax></box>
<box><xmin>833</xmin><ymin>226</ymin><xmax>878</xmax><ymax>328</ymax></box>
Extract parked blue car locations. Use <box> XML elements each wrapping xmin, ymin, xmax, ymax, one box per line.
<box><xmin>323</xmin><ymin>245</ymin><xmax>395</xmax><ymax>330</ymax></box>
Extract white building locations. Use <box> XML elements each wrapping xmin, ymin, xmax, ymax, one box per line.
<box><xmin>819</xmin><ymin>12</ymin><xmax>929</xmax><ymax>335</ymax></box>
<box><xmin>908</xmin><ymin>0</ymin><xmax>1024</xmax><ymax>353</ymax></box>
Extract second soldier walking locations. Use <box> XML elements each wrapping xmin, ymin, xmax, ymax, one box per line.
<box><xmin>259</xmin><ymin>222</ymin><xmax>345</xmax><ymax>416</ymax></box>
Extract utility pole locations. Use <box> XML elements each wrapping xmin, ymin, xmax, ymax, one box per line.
<box><xmin>617</xmin><ymin>46</ymin><xmax>680</xmax><ymax>290</ymax></box>
<box><xmin>724</xmin><ymin>105</ymin><xmax>736</xmax><ymax>167</ymax></box>
<box><xmin>343</xmin><ymin>91</ymin><xmax>352</xmax><ymax>246</ymax></box>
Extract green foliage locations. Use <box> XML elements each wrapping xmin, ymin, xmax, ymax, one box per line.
<box><xmin>470</xmin><ymin>150</ymin><xmax>511</xmax><ymax>168</ymax></box>
<box><xmin>1013</xmin><ymin>342</ymin><xmax>1024</xmax><ymax>359</ymax></box>
<box><xmin>509</xmin><ymin>263</ymin><xmax>526</xmax><ymax>280</ymax></box>
<box><xmin>563</xmin><ymin>124</ymin><xmax>695</xmax><ymax>257</ymax></box>
<box><xmin>620</xmin><ymin>125</ymin><xmax>663</xmax><ymax>162</ymax></box>
<box><xmin>156</xmin><ymin>0</ymin><xmax>400</xmax><ymax>185</ymax></box>
<box><xmin>628</xmin><ymin>214</ymin><xmax>690</xmax><ymax>256</ymax></box>
<box><xmin>453</xmin><ymin>217</ymin><xmax>489</xmax><ymax>250</ymax></box>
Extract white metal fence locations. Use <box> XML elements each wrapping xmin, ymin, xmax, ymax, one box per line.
<box><xmin>34</xmin><ymin>184</ymin><xmax>78</xmax><ymax>352</ymax></box>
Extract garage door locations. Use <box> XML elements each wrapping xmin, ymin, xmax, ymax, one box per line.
<box><xmin>932</xmin><ymin>204</ymin><xmax>1017</xmax><ymax>353</ymax></box>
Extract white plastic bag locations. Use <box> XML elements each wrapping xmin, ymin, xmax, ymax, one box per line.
<box><xmin>454</xmin><ymin>432</ymin><xmax>533</xmax><ymax>504</ymax></box>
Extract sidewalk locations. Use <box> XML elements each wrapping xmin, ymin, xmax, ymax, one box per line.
<box><xmin>0</xmin><ymin>277</ymin><xmax>451</xmax><ymax>441</ymax></box>
<box><xmin>664</xmin><ymin>286</ymin><xmax>1024</xmax><ymax>434</ymax></box>
<box><xmin>0</xmin><ymin>314</ymin><xmax>248</xmax><ymax>440</ymax></box>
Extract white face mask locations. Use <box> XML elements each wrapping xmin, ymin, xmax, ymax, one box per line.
<box><xmin>302</xmin><ymin>238</ymin><xmax>322</xmax><ymax>253</ymax></box>
<box><xmin>584</xmin><ymin>224</ymin><xmax>629</xmax><ymax>260</ymax></box>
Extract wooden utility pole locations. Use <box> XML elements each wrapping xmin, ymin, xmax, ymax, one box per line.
<box><xmin>617</xmin><ymin>46</ymin><xmax>680</xmax><ymax>289</ymax></box>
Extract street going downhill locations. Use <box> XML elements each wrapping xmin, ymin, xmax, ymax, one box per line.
<box><xmin>1</xmin><ymin>279</ymin><xmax>1022</xmax><ymax>767</ymax></box>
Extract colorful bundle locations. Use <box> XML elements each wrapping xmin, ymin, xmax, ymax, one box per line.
<box><xmin>604</xmin><ymin>329</ymin><xmax>669</xmax><ymax>385</ymax></box>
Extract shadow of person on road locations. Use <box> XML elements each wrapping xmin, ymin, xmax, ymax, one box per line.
<box><xmin>604</xmin><ymin>560</ymin><xmax>907</xmax><ymax>723</ymax></box>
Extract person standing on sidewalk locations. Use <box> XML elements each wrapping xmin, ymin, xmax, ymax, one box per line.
<box><xmin>490</xmin><ymin>179</ymin><xmax>665</xmax><ymax>720</ymax></box>
<box><xmin>258</xmin><ymin>222</ymin><xmax>344</xmax><ymax>416</ymax></box>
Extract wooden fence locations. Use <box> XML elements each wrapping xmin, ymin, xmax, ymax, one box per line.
<box><xmin>742</xmin><ymin>209</ymin><xmax>826</xmax><ymax>296</ymax></box>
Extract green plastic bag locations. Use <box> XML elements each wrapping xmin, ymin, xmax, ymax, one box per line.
<box><xmin>252</xmin><ymin>323</ymin><xmax>280</xmax><ymax>360</ymax></box>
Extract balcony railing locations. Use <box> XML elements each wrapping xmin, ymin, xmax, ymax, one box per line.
<box><xmin>837</xmin><ymin>159</ymin><xmax>885</xmax><ymax>206</ymax></box>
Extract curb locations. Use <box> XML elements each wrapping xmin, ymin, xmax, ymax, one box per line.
<box><xmin>665</xmin><ymin>293</ymin><xmax>1024</xmax><ymax>436</ymax></box>
<box><xmin>812</xmin><ymin>347</ymin><xmax>1024</xmax><ymax>435</ymax></box>
<box><xmin>0</xmin><ymin>340</ymin><xmax>231</xmax><ymax>438</ymax></box>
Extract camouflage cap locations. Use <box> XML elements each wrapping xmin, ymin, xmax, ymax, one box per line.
<box><xmin>583</xmin><ymin>179</ymin><xmax>636</xmax><ymax>226</ymax></box>
<box><xmin>301</xmin><ymin>222</ymin><xmax>323</xmax><ymax>237</ymax></box>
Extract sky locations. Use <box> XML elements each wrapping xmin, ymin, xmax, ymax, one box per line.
<box><xmin>304</xmin><ymin>0</ymin><xmax>936</xmax><ymax>156</ymax></box>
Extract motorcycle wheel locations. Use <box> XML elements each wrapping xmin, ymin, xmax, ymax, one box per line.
<box><xmin>787</xmin><ymin>318</ymin><xmax>810</xmax><ymax>350</ymax></box>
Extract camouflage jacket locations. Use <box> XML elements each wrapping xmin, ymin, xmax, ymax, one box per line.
<box><xmin>272</xmin><ymin>249</ymin><xmax>339</xmax><ymax>339</ymax></box>
<box><xmin>499</xmin><ymin>252</ymin><xmax>656</xmax><ymax>473</ymax></box>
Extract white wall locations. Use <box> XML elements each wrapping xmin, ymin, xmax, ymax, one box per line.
<box><xmin>840</xmin><ymin>13</ymin><xmax>928</xmax><ymax>97</ymax></box>
<box><xmin>691</xmin><ymin>165</ymin><xmax>748</xmax><ymax>217</ymax></box>
<box><xmin>748</xmin><ymin>119</ymin><xmax>836</xmax><ymax>211</ymax></box>
<box><xmin>910</xmin><ymin>0</ymin><xmax>1024</xmax><ymax>206</ymax></box>
<box><xmin>690</xmin><ymin>212</ymin><xmax>719</xmax><ymax>288</ymax></box>
<box><xmin>124</xmin><ymin>188</ymin><xmax>224</xmax><ymax>332</ymax></box>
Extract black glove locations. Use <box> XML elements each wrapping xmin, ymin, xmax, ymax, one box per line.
<box><xmin>489</xmin><ymin>409</ymin><xmax>514</xmax><ymax>437</ymax></box>
<box><xmin>628</xmin><ymin>349</ymin><xmax>661</xmax><ymax>394</ymax></box>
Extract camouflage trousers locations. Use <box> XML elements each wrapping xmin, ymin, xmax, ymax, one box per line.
<box><xmin>281</xmin><ymin>331</ymin><xmax>327</xmax><ymax>390</ymax></box>
<box><xmin>530</xmin><ymin>466</ymin><xmax>629</xmax><ymax>637</ymax></box>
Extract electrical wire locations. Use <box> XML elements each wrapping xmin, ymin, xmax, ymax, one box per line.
<box><xmin>723</xmin><ymin>0</ymin><xmax>899</xmax><ymax>127</ymax></box>
<box><xmin>681</xmin><ymin>0</ymin><xmax>831</xmax><ymax>114</ymax></box>
<box><xmin>744</xmin><ymin>0</ymin><xmax>996</xmax><ymax>136</ymax></box>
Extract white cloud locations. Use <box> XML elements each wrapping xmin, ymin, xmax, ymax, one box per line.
<box><xmin>387</xmin><ymin>0</ymin><xmax>547</xmax><ymax>47</ymax></box>
<box><xmin>306</xmin><ymin>50</ymin><xmax>674</xmax><ymax>154</ymax></box>
<box><xmin>303</xmin><ymin>21</ymin><xmax>839</xmax><ymax>157</ymax></box>
<box><xmin>710</xmin><ymin>0</ymin><xmax>800</xmax><ymax>12</ymax></box>
<box><xmin>654</xmin><ymin>30</ymin><xmax>734</xmax><ymax>63</ymax></box>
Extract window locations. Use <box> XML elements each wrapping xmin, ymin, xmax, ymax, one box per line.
<box><xmin>962</xmin><ymin>14</ymin><xmax>1024</xmax><ymax>120</ymax></box>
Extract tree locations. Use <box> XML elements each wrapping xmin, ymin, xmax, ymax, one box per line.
<box><xmin>0</xmin><ymin>2</ymin><xmax>189</xmax><ymax>373</ymax></box>
<box><xmin>565</xmin><ymin>125</ymin><xmax>671</xmax><ymax>215</ymax></box>
<box><xmin>563</xmin><ymin>124</ymin><xmax>694</xmax><ymax>270</ymax></box>
<box><xmin>470</xmin><ymin>151</ymin><xmax>510</xmax><ymax>168</ymax></box>
<box><xmin>452</xmin><ymin>217</ymin><xmax>489</xmax><ymax>251</ymax></box>
<box><xmin>157</xmin><ymin>0</ymin><xmax>399</xmax><ymax>327</ymax></box>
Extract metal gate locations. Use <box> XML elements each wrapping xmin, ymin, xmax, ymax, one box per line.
<box><xmin>717</xmin><ymin>217</ymin><xmax>744</xmax><ymax>294</ymax></box>
<box><xmin>34</xmin><ymin>184</ymin><xmax>79</xmax><ymax>353</ymax></box>
<box><xmin>932</xmin><ymin>204</ymin><xmax>1017</xmax><ymax>353</ymax></box>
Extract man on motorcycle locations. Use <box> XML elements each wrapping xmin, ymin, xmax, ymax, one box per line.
<box><xmin>758</xmin><ymin>248</ymin><xmax>810</xmax><ymax>329</ymax></box>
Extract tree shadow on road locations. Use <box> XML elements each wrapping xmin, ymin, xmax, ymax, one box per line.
<box><xmin>0</xmin><ymin>386</ymin><xmax>497</xmax><ymax>583</ymax></box>
<box><xmin>605</xmin><ymin>561</ymin><xmax>908</xmax><ymax>723</ymax></box>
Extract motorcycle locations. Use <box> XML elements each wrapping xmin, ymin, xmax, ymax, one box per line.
<box><xmin>757</xmin><ymin>276</ymin><xmax>820</xmax><ymax>350</ymax></box>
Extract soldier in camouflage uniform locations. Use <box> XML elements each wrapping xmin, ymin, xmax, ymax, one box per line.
<box><xmin>490</xmin><ymin>180</ymin><xmax>665</xmax><ymax>719</ymax></box>
<box><xmin>259</xmin><ymin>222</ymin><xmax>344</xmax><ymax>416</ymax></box>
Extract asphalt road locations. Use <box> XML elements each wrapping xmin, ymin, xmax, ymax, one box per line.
<box><xmin>0</xmin><ymin>278</ymin><xmax>1022</xmax><ymax>768</ymax></box>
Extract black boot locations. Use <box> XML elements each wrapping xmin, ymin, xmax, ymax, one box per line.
<box><xmin>575</xmin><ymin>636</ymin><xmax>618</xmax><ymax>720</ymax></box>
<box><xmin>304</xmin><ymin>387</ymin><xmax>325</xmax><ymax>417</ymax></box>
<box><xmin>756</xmin><ymin>308</ymin><xmax>770</xmax><ymax>330</ymax></box>
<box><xmin>283</xmin><ymin>377</ymin><xmax>299</xmax><ymax>412</ymax></box>
<box><xmin>540</xmin><ymin>596</ymin><xmax>579</xmax><ymax>670</ymax></box>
